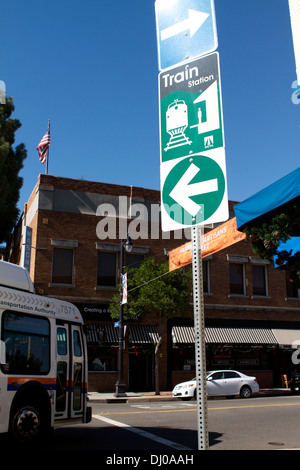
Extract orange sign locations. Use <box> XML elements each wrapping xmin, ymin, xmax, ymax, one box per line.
<box><xmin>169</xmin><ymin>217</ymin><xmax>246</xmax><ymax>271</ymax></box>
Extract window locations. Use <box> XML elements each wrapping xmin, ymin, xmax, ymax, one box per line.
<box><xmin>224</xmin><ymin>371</ymin><xmax>239</xmax><ymax>379</ymax></box>
<box><xmin>125</xmin><ymin>253</ymin><xmax>144</xmax><ymax>272</ymax></box>
<box><xmin>56</xmin><ymin>326</ymin><xmax>67</xmax><ymax>411</ymax></box>
<box><xmin>73</xmin><ymin>363</ymin><xmax>82</xmax><ymax>411</ymax></box>
<box><xmin>88</xmin><ymin>346</ymin><xmax>117</xmax><ymax>371</ymax></box>
<box><xmin>97</xmin><ymin>251</ymin><xmax>117</xmax><ymax>287</ymax></box>
<box><xmin>73</xmin><ymin>330</ymin><xmax>82</xmax><ymax>357</ymax></box>
<box><xmin>203</xmin><ymin>260</ymin><xmax>209</xmax><ymax>294</ymax></box>
<box><xmin>57</xmin><ymin>327</ymin><xmax>67</xmax><ymax>355</ymax></box>
<box><xmin>229</xmin><ymin>263</ymin><xmax>245</xmax><ymax>295</ymax></box>
<box><xmin>210</xmin><ymin>372</ymin><xmax>224</xmax><ymax>380</ymax></box>
<box><xmin>1</xmin><ymin>312</ymin><xmax>50</xmax><ymax>374</ymax></box>
<box><xmin>171</xmin><ymin>346</ymin><xmax>196</xmax><ymax>372</ymax></box>
<box><xmin>56</xmin><ymin>362</ymin><xmax>67</xmax><ymax>412</ymax></box>
<box><xmin>52</xmin><ymin>247</ymin><xmax>74</xmax><ymax>285</ymax></box>
<box><xmin>286</xmin><ymin>272</ymin><xmax>300</xmax><ymax>298</ymax></box>
<box><xmin>252</xmin><ymin>264</ymin><xmax>267</xmax><ymax>296</ymax></box>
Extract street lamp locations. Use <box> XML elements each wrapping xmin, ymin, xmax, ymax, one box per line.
<box><xmin>114</xmin><ymin>234</ymin><xmax>132</xmax><ymax>397</ymax></box>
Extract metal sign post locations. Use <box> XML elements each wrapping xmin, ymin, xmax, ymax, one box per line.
<box><xmin>191</xmin><ymin>225</ymin><xmax>208</xmax><ymax>450</ymax></box>
<box><xmin>154</xmin><ymin>0</ymin><xmax>222</xmax><ymax>451</ymax></box>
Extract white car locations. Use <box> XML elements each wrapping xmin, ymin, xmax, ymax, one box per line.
<box><xmin>172</xmin><ymin>370</ymin><xmax>259</xmax><ymax>400</ymax></box>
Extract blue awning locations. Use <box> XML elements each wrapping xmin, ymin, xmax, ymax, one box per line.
<box><xmin>234</xmin><ymin>167</ymin><xmax>300</xmax><ymax>231</ymax></box>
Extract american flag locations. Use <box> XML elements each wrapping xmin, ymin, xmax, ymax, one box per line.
<box><xmin>37</xmin><ymin>126</ymin><xmax>50</xmax><ymax>164</ymax></box>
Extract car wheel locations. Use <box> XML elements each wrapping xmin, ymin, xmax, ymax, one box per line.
<box><xmin>240</xmin><ymin>385</ymin><xmax>252</xmax><ymax>398</ymax></box>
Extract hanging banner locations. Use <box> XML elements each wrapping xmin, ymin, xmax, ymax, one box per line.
<box><xmin>169</xmin><ymin>217</ymin><xmax>246</xmax><ymax>271</ymax></box>
<box><xmin>121</xmin><ymin>273</ymin><xmax>128</xmax><ymax>304</ymax></box>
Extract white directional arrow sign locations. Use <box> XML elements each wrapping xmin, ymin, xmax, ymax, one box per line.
<box><xmin>155</xmin><ymin>0</ymin><xmax>218</xmax><ymax>70</ymax></box>
<box><xmin>161</xmin><ymin>150</ymin><xmax>228</xmax><ymax>231</ymax></box>
<box><xmin>169</xmin><ymin>163</ymin><xmax>218</xmax><ymax>216</ymax></box>
<box><xmin>161</xmin><ymin>9</ymin><xmax>209</xmax><ymax>41</ymax></box>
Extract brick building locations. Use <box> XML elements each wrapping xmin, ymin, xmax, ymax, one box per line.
<box><xmin>8</xmin><ymin>174</ymin><xmax>300</xmax><ymax>392</ymax></box>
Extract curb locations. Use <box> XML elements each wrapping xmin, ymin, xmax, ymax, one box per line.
<box><xmin>88</xmin><ymin>388</ymin><xmax>293</xmax><ymax>404</ymax></box>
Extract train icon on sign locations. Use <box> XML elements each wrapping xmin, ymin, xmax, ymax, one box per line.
<box><xmin>164</xmin><ymin>99</ymin><xmax>192</xmax><ymax>152</ymax></box>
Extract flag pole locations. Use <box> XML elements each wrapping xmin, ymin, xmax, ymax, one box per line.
<box><xmin>46</xmin><ymin>119</ymin><xmax>50</xmax><ymax>175</ymax></box>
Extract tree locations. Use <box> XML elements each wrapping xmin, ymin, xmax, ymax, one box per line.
<box><xmin>110</xmin><ymin>257</ymin><xmax>193</xmax><ymax>394</ymax></box>
<box><xmin>244</xmin><ymin>206</ymin><xmax>300</xmax><ymax>288</ymax></box>
<box><xmin>0</xmin><ymin>97</ymin><xmax>27</xmax><ymax>245</ymax></box>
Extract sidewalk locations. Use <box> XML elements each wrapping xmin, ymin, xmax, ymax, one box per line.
<box><xmin>88</xmin><ymin>388</ymin><xmax>293</xmax><ymax>403</ymax></box>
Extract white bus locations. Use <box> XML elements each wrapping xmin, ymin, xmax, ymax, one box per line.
<box><xmin>0</xmin><ymin>261</ymin><xmax>92</xmax><ymax>441</ymax></box>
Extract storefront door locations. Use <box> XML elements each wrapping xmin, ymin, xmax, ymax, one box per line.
<box><xmin>129</xmin><ymin>350</ymin><xmax>154</xmax><ymax>391</ymax></box>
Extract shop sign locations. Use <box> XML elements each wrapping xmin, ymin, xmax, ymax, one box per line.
<box><xmin>76</xmin><ymin>303</ymin><xmax>111</xmax><ymax>321</ymax></box>
<box><xmin>169</xmin><ymin>216</ymin><xmax>246</xmax><ymax>271</ymax></box>
<box><xmin>211</xmin><ymin>359</ymin><xmax>234</xmax><ymax>366</ymax></box>
<box><xmin>237</xmin><ymin>359</ymin><xmax>259</xmax><ymax>367</ymax></box>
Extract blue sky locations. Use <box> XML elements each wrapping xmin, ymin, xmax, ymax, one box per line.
<box><xmin>1</xmin><ymin>0</ymin><xmax>299</xmax><ymax>214</ymax></box>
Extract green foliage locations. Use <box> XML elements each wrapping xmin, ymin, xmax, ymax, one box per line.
<box><xmin>244</xmin><ymin>208</ymin><xmax>300</xmax><ymax>288</ymax></box>
<box><xmin>0</xmin><ymin>97</ymin><xmax>27</xmax><ymax>244</ymax></box>
<box><xmin>109</xmin><ymin>257</ymin><xmax>193</xmax><ymax>322</ymax></box>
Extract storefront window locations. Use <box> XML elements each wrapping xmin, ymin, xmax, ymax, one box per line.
<box><xmin>171</xmin><ymin>346</ymin><xmax>196</xmax><ymax>371</ymax></box>
<box><xmin>88</xmin><ymin>346</ymin><xmax>117</xmax><ymax>371</ymax></box>
<box><xmin>171</xmin><ymin>344</ymin><xmax>274</xmax><ymax>373</ymax></box>
<box><xmin>206</xmin><ymin>345</ymin><xmax>274</xmax><ymax>371</ymax></box>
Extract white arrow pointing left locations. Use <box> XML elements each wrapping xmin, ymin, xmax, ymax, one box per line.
<box><xmin>170</xmin><ymin>163</ymin><xmax>218</xmax><ymax>216</ymax></box>
<box><xmin>161</xmin><ymin>9</ymin><xmax>209</xmax><ymax>41</ymax></box>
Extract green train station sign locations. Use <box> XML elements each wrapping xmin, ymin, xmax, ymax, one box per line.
<box><xmin>159</xmin><ymin>53</ymin><xmax>228</xmax><ymax>231</ymax></box>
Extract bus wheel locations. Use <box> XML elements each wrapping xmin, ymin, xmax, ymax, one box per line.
<box><xmin>11</xmin><ymin>405</ymin><xmax>41</xmax><ymax>442</ymax></box>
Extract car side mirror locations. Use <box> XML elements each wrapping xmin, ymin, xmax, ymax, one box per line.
<box><xmin>207</xmin><ymin>376</ymin><xmax>213</xmax><ymax>381</ymax></box>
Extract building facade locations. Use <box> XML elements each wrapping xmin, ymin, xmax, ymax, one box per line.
<box><xmin>8</xmin><ymin>174</ymin><xmax>300</xmax><ymax>392</ymax></box>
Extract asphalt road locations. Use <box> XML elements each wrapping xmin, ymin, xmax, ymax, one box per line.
<box><xmin>89</xmin><ymin>395</ymin><xmax>300</xmax><ymax>451</ymax></box>
<box><xmin>2</xmin><ymin>395</ymin><xmax>300</xmax><ymax>455</ymax></box>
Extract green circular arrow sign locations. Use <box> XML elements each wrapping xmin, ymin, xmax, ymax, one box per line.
<box><xmin>162</xmin><ymin>154</ymin><xmax>226</xmax><ymax>227</ymax></box>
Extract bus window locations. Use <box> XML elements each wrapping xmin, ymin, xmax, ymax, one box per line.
<box><xmin>73</xmin><ymin>330</ymin><xmax>82</xmax><ymax>357</ymax></box>
<box><xmin>1</xmin><ymin>311</ymin><xmax>50</xmax><ymax>375</ymax></box>
<box><xmin>56</xmin><ymin>361</ymin><xmax>67</xmax><ymax>412</ymax></box>
<box><xmin>73</xmin><ymin>363</ymin><xmax>82</xmax><ymax>411</ymax></box>
<box><xmin>57</xmin><ymin>328</ymin><xmax>67</xmax><ymax>355</ymax></box>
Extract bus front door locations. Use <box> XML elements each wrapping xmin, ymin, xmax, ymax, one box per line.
<box><xmin>70</xmin><ymin>324</ymin><xmax>84</xmax><ymax>419</ymax></box>
<box><xmin>55</xmin><ymin>323</ymin><xmax>85</xmax><ymax>422</ymax></box>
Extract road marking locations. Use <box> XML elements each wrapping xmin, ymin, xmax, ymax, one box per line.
<box><xmin>98</xmin><ymin>408</ymin><xmax>197</xmax><ymax>416</ymax></box>
<box><xmin>131</xmin><ymin>405</ymin><xmax>151</xmax><ymax>409</ymax></box>
<box><xmin>208</xmin><ymin>402</ymin><xmax>300</xmax><ymax>411</ymax></box>
<box><xmin>93</xmin><ymin>414</ymin><xmax>192</xmax><ymax>451</ymax></box>
<box><xmin>96</xmin><ymin>401</ymin><xmax>300</xmax><ymax>417</ymax></box>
